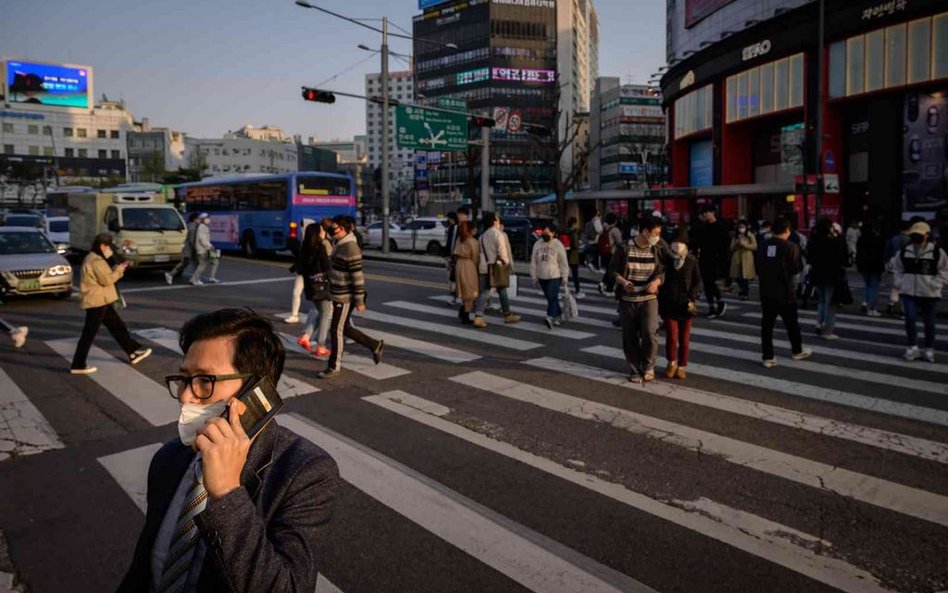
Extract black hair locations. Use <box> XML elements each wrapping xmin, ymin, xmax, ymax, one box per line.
<box><xmin>332</xmin><ymin>215</ymin><xmax>356</xmax><ymax>232</ymax></box>
<box><xmin>814</xmin><ymin>217</ymin><xmax>832</xmax><ymax>237</ymax></box>
<box><xmin>301</xmin><ymin>221</ymin><xmax>321</xmax><ymax>253</ymax></box>
<box><xmin>545</xmin><ymin>222</ymin><xmax>559</xmax><ymax>235</ymax></box>
<box><xmin>567</xmin><ymin>216</ymin><xmax>578</xmax><ymax>226</ymax></box>
<box><xmin>604</xmin><ymin>212</ymin><xmax>617</xmax><ymax>225</ymax></box>
<box><xmin>639</xmin><ymin>215</ymin><xmax>662</xmax><ymax>232</ymax></box>
<box><xmin>446</xmin><ymin>211</ymin><xmax>458</xmax><ymax>223</ymax></box>
<box><xmin>91</xmin><ymin>233</ymin><xmax>114</xmax><ymax>257</ymax></box>
<box><xmin>481</xmin><ymin>211</ymin><xmax>497</xmax><ymax>227</ymax></box>
<box><xmin>188</xmin><ymin>212</ymin><xmax>199</xmax><ymax>222</ymax></box>
<box><xmin>700</xmin><ymin>204</ymin><xmax>716</xmax><ymax>215</ymax></box>
<box><xmin>772</xmin><ymin>218</ymin><xmax>790</xmax><ymax>235</ymax></box>
<box><xmin>179</xmin><ymin>308</ymin><xmax>286</xmax><ymax>387</ymax></box>
<box><xmin>458</xmin><ymin>206</ymin><xmax>471</xmax><ymax>217</ymax></box>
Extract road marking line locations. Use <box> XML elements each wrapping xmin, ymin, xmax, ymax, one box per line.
<box><xmin>46</xmin><ymin>338</ymin><xmax>180</xmax><ymax>426</ymax></box>
<box><xmin>430</xmin><ymin>295</ymin><xmax>617</xmax><ymax>329</ymax></box>
<box><xmin>358</xmin><ymin>311</ymin><xmax>542</xmax><ymax>351</ymax></box>
<box><xmin>132</xmin><ymin>328</ymin><xmax>320</xmax><ymax>398</ymax></box>
<box><xmin>97</xmin><ymin>441</ymin><xmax>344</xmax><ymax>593</ymax></box>
<box><xmin>741</xmin><ymin>312</ymin><xmax>923</xmax><ymax>339</ymax></box>
<box><xmin>453</xmin><ymin>369</ymin><xmax>948</xmax><ymax>528</ymax></box>
<box><xmin>282</xmin><ymin>413</ymin><xmax>655</xmax><ymax>593</ymax></box>
<box><xmin>707</xmin><ymin>318</ymin><xmax>915</xmax><ymax>357</ymax></box>
<box><xmin>510</xmin><ymin>293</ymin><xmax>619</xmax><ymax>316</ymax></box>
<box><xmin>719</xmin><ymin>295</ymin><xmax>948</xmax><ymax>329</ymax></box>
<box><xmin>0</xmin><ymin>367</ymin><xmax>64</xmax><ymax>460</ymax></box>
<box><xmin>121</xmin><ymin>276</ymin><xmax>293</xmax><ymax>294</ymax></box>
<box><xmin>383</xmin><ymin>301</ymin><xmax>596</xmax><ymax>340</ymax></box>
<box><xmin>277</xmin><ymin>332</ymin><xmax>409</xmax><ymax>380</ymax></box>
<box><xmin>363</xmin><ymin>392</ymin><xmax>890</xmax><ymax>593</ymax></box>
<box><xmin>351</xmin><ymin>327</ymin><xmax>480</xmax><ymax>364</ymax></box>
<box><xmin>533</xmin><ymin>353</ymin><xmax>948</xmax><ymax>462</ymax></box>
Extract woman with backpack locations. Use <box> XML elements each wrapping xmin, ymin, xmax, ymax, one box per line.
<box><xmin>296</xmin><ymin>219</ymin><xmax>334</xmax><ymax>359</ymax></box>
<box><xmin>659</xmin><ymin>242</ymin><xmax>702</xmax><ymax>379</ymax></box>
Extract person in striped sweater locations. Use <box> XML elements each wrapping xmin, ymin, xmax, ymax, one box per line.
<box><xmin>318</xmin><ymin>215</ymin><xmax>384</xmax><ymax>379</ymax></box>
<box><xmin>611</xmin><ymin>215</ymin><xmax>665</xmax><ymax>383</ymax></box>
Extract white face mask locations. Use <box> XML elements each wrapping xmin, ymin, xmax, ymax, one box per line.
<box><xmin>647</xmin><ymin>234</ymin><xmax>660</xmax><ymax>247</ymax></box>
<box><xmin>178</xmin><ymin>400</ymin><xmax>228</xmax><ymax>446</ymax></box>
<box><xmin>101</xmin><ymin>246</ymin><xmax>113</xmax><ymax>260</ymax></box>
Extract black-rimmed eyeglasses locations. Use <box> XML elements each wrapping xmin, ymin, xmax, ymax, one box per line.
<box><xmin>164</xmin><ymin>373</ymin><xmax>252</xmax><ymax>400</ymax></box>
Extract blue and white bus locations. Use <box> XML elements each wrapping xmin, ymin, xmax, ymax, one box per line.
<box><xmin>176</xmin><ymin>173</ymin><xmax>356</xmax><ymax>255</ymax></box>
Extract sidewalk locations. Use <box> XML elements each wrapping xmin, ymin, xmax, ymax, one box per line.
<box><xmin>364</xmin><ymin>250</ymin><xmax>948</xmax><ymax>319</ymax></box>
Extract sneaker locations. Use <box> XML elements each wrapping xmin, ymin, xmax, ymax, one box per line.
<box><xmin>129</xmin><ymin>348</ymin><xmax>152</xmax><ymax>365</ymax></box>
<box><xmin>553</xmin><ymin>318</ymin><xmax>562</xmax><ymax>326</ymax></box>
<box><xmin>762</xmin><ymin>358</ymin><xmax>777</xmax><ymax>368</ymax></box>
<box><xmin>164</xmin><ymin>272</ymin><xmax>173</xmax><ymax>285</ymax></box>
<box><xmin>597</xmin><ymin>282</ymin><xmax>606</xmax><ymax>295</ymax></box>
<box><xmin>923</xmin><ymin>348</ymin><xmax>935</xmax><ymax>363</ymax></box>
<box><xmin>206</xmin><ymin>278</ymin><xmax>221</xmax><ymax>284</ymax></box>
<box><xmin>9</xmin><ymin>326</ymin><xmax>27</xmax><ymax>348</ymax></box>
<box><xmin>706</xmin><ymin>308</ymin><xmax>719</xmax><ymax>320</ymax></box>
<box><xmin>675</xmin><ymin>366</ymin><xmax>687</xmax><ymax>380</ymax></box>
<box><xmin>313</xmin><ymin>345</ymin><xmax>331</xmax><ymax>360</ymax></box>
<box><xmin>285</xmin><ymin>315</ymin><xmax>300</xmax><ymax>324</ymax></box>
<box><xmin>297</xmin><ymin>335</ymin><xmax>313</xmax><ymax>352</ymax></box>
<box><xmin>544</xmin><ymin>316</ymin><xmax>554</xmax><ymax>329</ymax></box>
<box><xmin>574</xmin><ymin>292</ymin><xmax>586</xmax><ymax>300</ymax></box>
<box><xmin>190</xmin><ymin>279</ymin><xmax>204</xmax><ymax>286</ymax></box>
<box><xmin>473</xmin><ymin>317</ymin><xmax>488</xmax><ymax>329</ymax></box>
<box><xmin>716</xmin><ymin>301</ymin><xmax>728</xmax><ymax>317</ymax></box>
<box><xmin>317</xmin><ymin>368</ymin><xmax>340</xmax><ymax>379</ymax></box>
<box><xmin>791</xmin><ymin>349</ymin><xmax>812</xmax><ymax>361</ymax></box>
<box><xmin>860</xmin><ymin>303</ymin><xmax>868</xmax><ymax>314</ymax></box>
<box><xmin>814</xmin><ymin>323</ymin><xmax>823</xmax><ymax>336</ymax></box>
<box><xmin>503</xmin><ymin>313</ymin><xmax>521</xmax><ymax>324</ymax></box>
<box><xmin>821</xmin><ymin>333</ymin><xmax>839</xmax><ymax>341</ymax></box>
<box><xmin>866</xmin><ymin>309</ymin><xmax>881</xmax><ymax>317</ymax></box>
<box><xmin>585</xmin><ymin>261</ymin><xmax>597</xmax><ymax>272</ymax></box>
<box><xmin>665</xmin><ymin>361</ymin><xmax>678</xmax><ymax>379</ymax></box>
<box><xmin>903</xmin><ymin>346</ymin><xmax>921</xmax><ymax>361</ymax></box>
<box><xmin>70</xmin><ymin>366</ymin><xmax>98</xmax><ymax>374</ymax></box>
<box><xmin>372</xmin><ymin>340</ymin><xmax>384</xmax><ymax>365</ymax></box>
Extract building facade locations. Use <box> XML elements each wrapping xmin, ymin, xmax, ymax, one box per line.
<box><xmin>184</xmin><ymin>133</ymin><xmax>298</xmax><ymax>177</ymax></box>
<box><xmin>127</xmin><ymin>119</ymin><xmax>186</xmax><ymax>182</ymax></box>
<box><xmin>590</xmin><ymin>79</ymin><xmax>665</xmax><ymax>191</ymax></box>
<box><xmin>297</xmin><ymin>144</ymin><xmax>338</xmax><ymax>173</ymax></box>
<box><xmin>413</xmin><ymin>0</ymin><xmax>559</xmax><ymax>213</ymax></box>
<box><xmin>660</xmin><ymin>0</ymin><xmax>948</xmax><ymax>228</ymax></box>
<box><xmin>310</xmin><ymin>137</ymin><xmax>367</xmax><ymax>165</ymax></box>
<box><xmin>557</xmin><ymin>0</ymin><xmax>599</xmax><ymax>175</ymax></box>
<box><xmin>365</xmin><ymin>70</ymin><xmax>415</xmax><ymax>202</ymax></box>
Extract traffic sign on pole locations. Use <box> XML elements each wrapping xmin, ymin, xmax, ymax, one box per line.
<box><xmin>396</xmin><ymin>106</ymin><xmax>468</xmax><ymax>151</ymax></box>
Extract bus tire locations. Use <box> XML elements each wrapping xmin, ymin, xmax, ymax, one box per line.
<box><xmin>389</xmin><ymin>239</ymin><xmax>398</xmax><ymax>252</ymax></box>
<box><xmin>426</xmin><ymin>241</ymin><xmax>442</xmax><ymax>256</ymax></box>
<box><xmin>242</xmin><ymin>231</ymin><xmax>257</xmax><ymax>257</ymax></box>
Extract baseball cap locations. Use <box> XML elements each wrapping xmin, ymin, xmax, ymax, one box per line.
<box><xmin>198</xmin><ymin>212</ymin><xmax>210</xmax><ymax>220</ymax></box>
<box><xmin>909</xmin><ymin>221</ymin><xmax>931</xmax><ymax>235</ymax></box>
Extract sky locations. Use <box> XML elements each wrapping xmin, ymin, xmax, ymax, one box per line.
<box><xmin>1</xmin><ymin>0</ymin><xmax>665</xmax><ymax>142</ymax></box>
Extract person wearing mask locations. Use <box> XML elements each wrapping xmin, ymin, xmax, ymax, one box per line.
<box><xmin>165</xmin><ymin>212</ymin><xmax>199</xmax><ymax>285</ymax></box>
<box><xmin>729</xmin><ymin>220</ymin><xmax>757</xmax><ymax>301</ymax></box>
<box><xmin>855</xmin><ymin>220</ymin><xmax>886</xmax><ymax>316</ymax></box>
<box><xmin>189</xmin><ymin>213</ymin><xmax>220</xmax><ymax>286</ymax></box>
<box><xmin>884</xmin><ymin>220</ymin><xmax>913</xmax><ymax>316</ymax></box>
<box><xmin>530</xmin><ymin>223</ymin><xmax>570</xmax><ymax>329</ymax></box>
<box><xmin>612</xmin><ymin>216</ymin><xmax>665</xmax><ymax>383</ymax></box>
<box><xmin>70</xmin><ymin>233</ymin><xmax>152</xmax><ymax>374</ymax></box>
<box><xmin>296</xmin><ymin>219</ymin><xmax>334</xmax><ymax>360</ymax></box>
<box><xmin>892</xmin><ymin>221</ymin><xmax>948</xmax><ymax>362</ymax></box>
<box><xmin>756</xmin><ymin>220</ymin><xmax>773</xmax><ymax>246</ymax></box>
<box><xmin>597</xmin><ymin>213</ymin><xmax>623</xmax><ymax>295</ymax></box>
<box><xmin>565</xmin><ymin>216</ymin><xmax>584</xmax><ymax>298</ymax></box>
<box><xmin>757</xmin><ymin>218</ymin><xmax>812</xmax><ymax>368</ymax></box>
<box><xmin>658</xmin><ymin>242</ymin><xmax>701</xmax><ymax>380</ymax></box>
<box><xmin>693</xmin><ymin>205</ymin><xmax>730</xmax><ymax>318</ymax></box>
<box><xmin>474</xmin><ymin>212</ymin><xmax>521</xmax><ymax>326</ymax></box>
<box><xmin>116</xmin><ymin>308</ymin><xmax>339</xmax><ymax>592</ymax></box>
<box><xmin>806</xmin><ymin>217</ymin><xmax>848</xmax><ymax>340</ymax></box>
<box><xmin>583</xmin><ymin>210</ymin><xmax>604</xmax><ymax>271</ymax></box>
<box><xmin>443</xmin><ymin>211</ymin><xmax>459</xmax><ymax>305</ymax></box>
<box><xmin>454</xmin><ymin>220</ymin><xmax>482</xmax><ymax>327</ymax></box>
<box><xmin>319</xmin><ymin>216</ymin><xmax>384</xmax><ymax>378</ymax></box>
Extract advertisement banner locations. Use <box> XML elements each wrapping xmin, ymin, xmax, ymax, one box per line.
<box><xmin>207</xmin><ymin>214</ymin><xmax>240</xmax><ymax>246</ymax></box>
<box><xmin>292</xmin><ymin>195</ymin><xmax>356</xmax><ymax>207</ymax></box>
<box><xmin>690</xmin><ymin>140</ymin><xmax>713</xmax><ymax>187</ymax></box>
<box><xmin>685</xmin><ymin>0</ymin><xmax>738</xmax><ymax>28</ymax></box>
<box><xmin>902</xmin><ymin>91</ymin><xmax>948</xmax><ymax>212</ymax></box>
<box><xmin>5</xmin><ymin>61</ymin><xmax>90</xmax><ymax>109</ymax></box>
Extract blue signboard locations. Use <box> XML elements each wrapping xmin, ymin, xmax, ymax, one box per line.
<box><xmin>619</xmin><ymin>163</ymin><xmax>642</xmax><ymax>175</ymax></box>
<box><xmin>6</xmin><ymin>61</ymin><xmax>90</xmax><ymax>109</ymax></box>
<box><xmin>690</xmin><ymin>140</ymin><xmax>713</xmax><ymax>187</ymax></box>
<box><xmin>419</xmin><ymin>0</ymin><xmax>452</xmax><ymax>9</ymax></box>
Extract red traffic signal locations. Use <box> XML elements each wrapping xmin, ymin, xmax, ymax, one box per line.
<box><xmin>469</xmin><ymin>116</ymin><xmax>495</xmax><ymax>128</ymax></box>
<box><xmin>301</xmin><ymin>87</ymin><xmax>336</xmax><ymax>104</ymax></box>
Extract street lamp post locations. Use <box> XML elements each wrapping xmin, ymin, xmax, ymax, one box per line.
<box><xmin>814</xmin><ymin>0</ymin><xmax>825</xmax><ymax>221</ymax></box>
<box><xmin>380</xmin><ymin>16</ymin><xmax>391</xmax><ymax>253</ymax></box>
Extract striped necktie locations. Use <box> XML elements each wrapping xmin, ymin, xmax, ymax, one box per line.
<box><xmin>156</xmin><ymin>459</ymin><xmax>208</xmax><ymax>593</ymax></box>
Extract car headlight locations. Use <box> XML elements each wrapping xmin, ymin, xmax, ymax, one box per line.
<box><xmin>121</xmin><ymin>240</ymin><xmax>138</xmax><ymax>255</ymax></box>
<box><xmin>47</xmin><ymin>265</ymin><xmax>72</xmax><ymax>276</ymax></box>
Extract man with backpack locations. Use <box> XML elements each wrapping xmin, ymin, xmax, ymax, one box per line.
<box><xmin>583</xmin><ymin>210</ymin><xmax>603</xmax><ymax>271</ymax></box>
<box><xmin>597</xmin><ymin>213</ymin><xmax>623</xmax><ymax>295</ymax></box>
<box><xmin>892</xmin><ymin>221</ymin><xmax>948</xmax><ymax>362</ymax></box>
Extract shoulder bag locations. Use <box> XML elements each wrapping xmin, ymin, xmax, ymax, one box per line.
<box><xmin>482</xmin><ymin>237</ymin><xmax>510</xmax><ymax>289</ymax></box>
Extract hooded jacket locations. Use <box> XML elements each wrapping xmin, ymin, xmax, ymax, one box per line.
<box><xmin>892</xmin><ymin>242</ymin><xmax>948</xmax><ymax>299</ymax></box>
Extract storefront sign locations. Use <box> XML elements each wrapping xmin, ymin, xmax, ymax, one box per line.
<box><xmin>850</xmin><ymin>121</ymin><xmax>870</xmax><ymax>135</ymax></box>
<box><xmin>0</xmin><ymin>110</ymin><xmax>45</xmax><ymax>120</ymax></box>
<box><xmin>861</xmin><ymin>0</ymin><xmax>907</xmax><ymax>20</ymax></box>
<box><xmin>823</xmin><ymin>174</ymin><xmax>840</xmax><ymax>193</ymax></box>
<box><xmin>491</xmin><ymin>0</ymin><xmax>554</xmax><ymax>8</ymax></box>
<box><xmin>742</xmin><ymin>40</ymin><xmax>771</xmax><ymax>62</ymax></box>
<box><xmin>491</xmin><ymin>68</ymin><xmax>556</xmax><ymax>83</ymax></box>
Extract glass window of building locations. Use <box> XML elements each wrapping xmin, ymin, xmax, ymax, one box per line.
<box><xmin>773</xmin><ymin>59</ymin><xmax>789</xmax><ymax>112</ymax></box>
<box><xmin>78</xmin><ymin>148</ymin><xmax>87</xmax><ymax>158</ymax></box>
<box><xmin>111</xmin><ymin>150</ymin><xmax>121</xmax><ymax>159</ymax></box>
<box><xmin>27</xmin><ymin>124</ymin><xmax>38</xmax><ymax>135</ymax></box>
<box><xmin>28</xmin><ymin>146</ymin><xmax>39</xmax><ymax>156</ymax></box>
<box><xmin>760</xmin><ymin>62</ymin><xmax>774</xmax><ymax>114</ymax></box>
<box><xmin>748</xmin><ymin>67</ymin><xmax>760</xmax><ymax>118</ymax></box>
<box><xmin>2</xmin><ymin>123</ymin><xmax>14</xmax><ymax>134</ymax></box>
<box><xmin>885</xmin><ymin>23</ymin><xmax>907</xmax><ymax>87</ymax></box>
<box><xmin>43</xmin><ymin>147</ymin><xmax>54</xmax><ymax>156</ymax></box>
<box><xmin>98</xmin><ymin>149</ymin><xmax>107</xmax><ymax>159</ymax></box>
<box><xmin>63</xmin><ymin>127</ymin><xmax>73</xmax><ymax>137</ymax></box>
<box><xmin>865</xmin><ymin>29</ymin><xmax>885</xmax><ymax>92</ymax></box>
<box><xmin>726</xmin><ymin>54</ymin><xmax>803</xmax><ymax>123</ymax></box>
<box><xmin>111</xmin><ymin>130</ymin><xmax>120</xmax><ymax>139</ymax></box>
<box><xmin>846</xmin><ymin>35</ymin><xmax>865</xmax><ymax>95</ymax></box>
<box><xmin>97</xmin><ymin>129</ymin><xmax>107</xmax><ymax>139</ymax></box>
<box><xmin>736</xmin><ymin>72</ymin><xmax>748</xmax><ymax>119</ymax></box>
<box><xmin>64</xmin><ymin>148</ymin><xmax>74</xmax><ymax>157</ymax></box>
<box><xmin>935</xmin><ymin>13</ymin><xmax>948</xmax><ymax>79</ymax></box>
<box><xmin>907</xmin><ymin>17</ymin><xmax>931</xmax><ymax>84</ymax></box>
<box><xmin>42</xmin><ymin>126</ymin><xmax>51</xmax><ymax>135</ymax></box>
<box><xmin>3</xmin><ymin>145</ymin><xmax>13</xmax><ymax>155</ymax></box>
<box><xmin>788</xmin><ymin>54</ymin><xmax>804</xmax><ymax>108</ymax></box>
<box><xmin>77</xmin><ymin>128</ymin><xmax>87</xmax><ymax>138</ymax></box>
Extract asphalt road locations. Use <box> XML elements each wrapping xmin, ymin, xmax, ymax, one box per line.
<box><xmin>0</xmin><ymin>255</ymin><xmax>946</xmax><ymax>593</ymax></box>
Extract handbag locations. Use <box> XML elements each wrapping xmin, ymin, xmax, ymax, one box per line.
<box><xmin>481</xmin><ymin>238</ymin><xmax>510</xmax><ymax>289</ymax></box>
<box><xmin>561</xmin><ymin>286</ymin><xmax>579</xmax><ymax>320</ymax></box>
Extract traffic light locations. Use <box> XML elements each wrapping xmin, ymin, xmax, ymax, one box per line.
<box><xmin>469</xmin><ymin>116</ymin><xmax>495</xmax><ymax>128</ymax></box>
<box><xmin>301</xmin><ymin>87</ymin><xmax>336</xmax><ymax>104</ymax></box>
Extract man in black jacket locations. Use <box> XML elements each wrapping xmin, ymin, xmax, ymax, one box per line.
<box><xmin>757</xmin><ymin>218</ymin><xmax>812</xmax><ymax>368</ymax></box>
<box><xmin>117</xmin><ymin>309</ymin><xmax>339</xmax><ymax>593</ymax></box>
<box><xmin>693</xmin><ymin>205</ymin><xmax>730</xmax><ymax>318</ymax></box>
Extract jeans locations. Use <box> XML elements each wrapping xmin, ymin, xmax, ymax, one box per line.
<box><xmin>902</xmin><ymin>295</ymin><xmax>938</xmax><ymax>348</ymax></box>
<box><xmin>326</xmin><ymin>301</ymin><xmax>381</xmax><ymax>371</ymax></box>
<box><xmin>700</xmin><ymin>265</ymin><xmax>721</xmax><ymax>308</ymax></box>
<box><xmin>600</xmin><ymin>254</ymin><xmax>615</xmax><ymax>291</ymax></box>
<box><xmin>190</xmin><ymin>252</ymin><xmax>219</xmax><ymax>283</ymax></box>
<box><xmin>71</xmin><ymin>304</ymin><xmax>141</xmax><ymax>369</ymax></box>
<box><xmin>303</xmin><ymin>299</ymin><xmax>332</xmax><ymax>347</ymax></box>
<box><xmin>735</xmin><ymin>278</ymin><xmax>749</xmax><ymax>297</ymax></box>
<box><xmin>862</xmin><ymin>274</ymin><xmax>881</xmax><ymax>310</ymax></box>
<box><xmin>815</xmin><ymin>284</ymin><xmax>836</xmax><ymax>333</ymax></box>
<box><xmin>169</xmin><ymin>254</ymin><xmax>193</xmax><ymax>279</ymax></box>
<box><xmin>620</xmin><ymin>299</ymin><xmax>659</xmax><ymax>373</ymax></box>
<box><xmin>538</xmin><ymin>278</ymin><xmax>562</xmax><ymax>319</ymax></box>
<box><xmin>570</xmin><ymin>264</ymin><xmax>581</xmax><ymax>293</ymax></box>
<box><xmin>760</xmin><ymin>301</ymin><xmax>804</xmax><ymax>360</ymax></box>
<box><xmin>664</xmin><ymin>317</ymin><xmax>693</xmax><ymax>366</ymax></box>
<box><xmin>290</xmin><ymin>274</ymin><xmax>304</xmax><ymax>317</ymax></box>
<box><xmin>474</xmin><ymin>274</ymin><xmax>511</xmax><ymax>316</ymax></box>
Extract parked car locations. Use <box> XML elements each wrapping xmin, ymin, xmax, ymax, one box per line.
<box><xmin>0</xmin><ymin>227</ymin><xmax>73</xmax><ymax>298</ymax></box>
<box><xmin>44</xmin><ymin>216</ymin><xmax>70</xmax><ymax>252</ymax></box>
<box><xmin>391</xmin><ymin>217</ymin><xmax>449</xmax><ymax>254</ymax></box>
<box><xmin>1</xmin><ymin>213</ymin><xmax>45</xmax><ymax>229</ymax></box>
<box><xmin>364</xmin><ymin>221</ymin><xmax>402</xmax><ymax>250</ymax></box>
<box><xmin>501</xmin><ymin>216</ymin><xmax>550</xmax><ymax>261</ymax></box>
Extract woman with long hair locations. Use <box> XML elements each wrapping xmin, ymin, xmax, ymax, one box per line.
<box><xmin>454</xmin><ymin>220</ymin><xmax>482</xmax><ymax>326</ymax></box>
<box><xmin>806</xmin><ymin>217</ymin><xmax>848</xmax><ymax>340</ymax></box>
<box><xmin>70</xmin><ymin>233</ymin><xmax>151</xmax><ymax>374</ymax></box>
<box><xmin>297</xmin><ymin>218</ymin><xmax>334</xmax><ymax>359</ymax></box>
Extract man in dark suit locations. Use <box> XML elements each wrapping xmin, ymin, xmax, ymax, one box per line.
<box><xmin>117</xmin><ymin>308</ymin><xmax>339</xmax><ymax>593</ymax></box>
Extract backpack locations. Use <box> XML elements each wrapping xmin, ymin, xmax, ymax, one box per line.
<box><xmin>559</xmin><ymin>233</ymin><xmax>571</xmax><ymax>249</ymax></box>
<box><xmin>597</xmin><ymin>228</ymin><xmax>612</xmax><ymax>256</ymax></box>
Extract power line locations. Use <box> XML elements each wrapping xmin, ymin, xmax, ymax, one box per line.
<box><xmin>315</xmin><ymin>52</ymin><xmax>378</xmax><ymax>87</ymax></box>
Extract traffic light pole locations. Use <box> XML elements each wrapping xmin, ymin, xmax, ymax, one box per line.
<box><xmin>814</xmin><ymin>0</ymin><xmax>825</xmax><ymax>222</ymax></box>
<box><xmin>480</xmin><ymin>125</ymin><xmax>490</xmax><ymax>213</ymax></box>
<box><xmin>381</xmin><ymin>16</ymin><xmax>391</xmax><ymax>254</ymax></box>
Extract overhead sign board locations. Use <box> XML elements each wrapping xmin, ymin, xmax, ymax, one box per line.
<box><xmin>437</xmin><ymin>97</ymin><xmax>468</xmax><ymax>112</ymax></box>
<box><xmin>396</xmin><ymin>105</ymin><xmax>468</xmax><ymax>151</ymax></box>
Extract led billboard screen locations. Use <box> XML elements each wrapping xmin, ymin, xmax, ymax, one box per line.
<box><xmin>5</xmin><ymin>61</ymin><xmax>90</xmax><ymax>109</ymax></box>
<box><xmin>419</xmin><ymin>0</ymin><xmax>452</xmax><ymax>10</ymax></box>
<box><xmin>685</xmin><ymin>0</ymin><xmax>738</xmax><ymax>28</ymax></box>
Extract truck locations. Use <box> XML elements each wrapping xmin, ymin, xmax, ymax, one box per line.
<box><xmin>67</xmin><ymin>192</ymin><xmax>187</xmax><ymax>269</ymax></box>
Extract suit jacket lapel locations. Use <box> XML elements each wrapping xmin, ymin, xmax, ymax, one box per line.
<box><xmin>240</xmin><ymin>420</ymin><xmax>279</xmax><ymax>500</ymax></box>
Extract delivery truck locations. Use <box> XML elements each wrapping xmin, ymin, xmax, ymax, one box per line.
<box><xmin>68</xmin><ymin>192</ymin><xmax>187</xmax><ymax>269</ymax></box>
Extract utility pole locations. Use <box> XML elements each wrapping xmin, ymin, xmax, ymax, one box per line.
<box><xmin>480</xmin><ymin>125</ymin><xmax>489</xmax><ymax>213</ymax></box>
<box><xmin>814</xmin><ymin>0</ymin><xmax>825</xmax><ymax>221</ymax></box>
<box><xmin>381</xmin><ymin>16</ymin><xmax>391</xmax><ymax>253</ymax></box>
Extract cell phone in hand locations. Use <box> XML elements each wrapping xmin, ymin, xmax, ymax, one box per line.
<box><xmin>223</xmin><ymin>376</ymin><xmax>285</xmax><ymax>439</ymax></box>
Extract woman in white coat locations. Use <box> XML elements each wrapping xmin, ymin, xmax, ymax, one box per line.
<box><xmin>530</xmin><ymin>222</ymin><xmax>570</xmax><ymax>329</ymax></box>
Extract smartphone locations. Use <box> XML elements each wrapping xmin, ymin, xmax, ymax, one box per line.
<box><xmin>225</xmin><ymin>375</ymin><xmax>285</xmax><ymax>438</ymax></box>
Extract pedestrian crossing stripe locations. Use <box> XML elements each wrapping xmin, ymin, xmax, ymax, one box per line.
<box><xmin>277</xmin><ymin>332</ymin><xmax>410</xmax><ymax>381</ymax></box>
<box><xmin>0</xmin><ymin>367</ymin><xmax>63</xmax><ymax>459</ymax></box>
<box><xmin>741</xmin><ymin>311</ymin><xmax>944</xmax><ymax>341</ymax></box>
<box><xmin>358</xmin><ymin>310</ymin><xmax>542</xmax><ymax>351</ymax></box>
<box><xmin>362</xmin><ymin>391</ymin><xmax>890</xmax><ymax>593</ymax></box>
<box><xmin>717</xmin><ymin>294</ymin><xmax>948</xmax><ymax>329</ymax></box>
<box><xmin>429</xmin><ymin>294</ymin><xmax>616</xmax><ymax>329</ymax></box>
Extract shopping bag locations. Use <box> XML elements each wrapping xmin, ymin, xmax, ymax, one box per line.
<box><xmin>561</xmin><ymin>288</ymin><xmax>579</xmax><ymax>320</ymax></box>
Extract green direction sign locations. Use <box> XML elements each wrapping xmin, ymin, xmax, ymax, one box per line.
<box><xmin>437</xmin><ymin>97</ymin><xmax>467</xmax><ymax>111</ymax></box>
<box><xmin>396</xmin><ymin>105</ymin><xmax>468</xmax><ymax>151</ymax></box>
